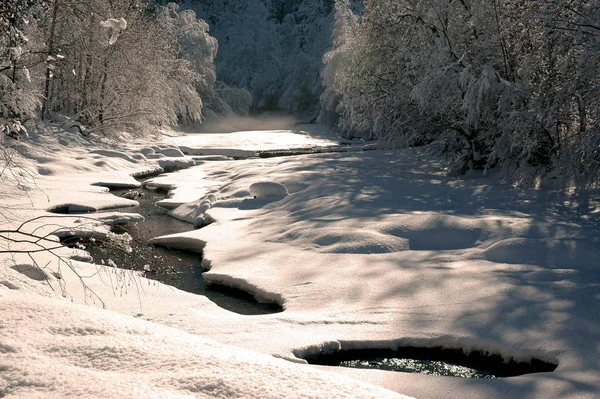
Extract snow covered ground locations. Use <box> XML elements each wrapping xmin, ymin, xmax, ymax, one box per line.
<box><xmin>1</xmin><ymin>124</ymin><xmax>599</xmax><ymax>398</ymax></box>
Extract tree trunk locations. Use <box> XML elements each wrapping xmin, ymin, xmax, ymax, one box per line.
<box><xmin>98</xmin><ymin>58</ymin><xmax>108</xmax><ymax>127</ymax></box>
<box><xmin>576</xmin><ymin>93</ymin><xmax>586</xmax><ymax>135</ymax></box>
<box><xmin>41</xmin><ymin>0</ymin><xmax>60</xmax><ymax>120</ymax></box>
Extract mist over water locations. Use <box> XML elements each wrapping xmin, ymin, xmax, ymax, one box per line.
<box><xmin>190</xmin><ymin>115</ymin><xmax>298</xmax><ymax>134</ymax></box>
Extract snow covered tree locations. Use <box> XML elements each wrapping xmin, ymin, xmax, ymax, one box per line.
<box><xmin>323</xmin><ymin>0</ymin><xmax>600</xmax><ymax>186</ymax></box>
<box><xmin>273</xmin><ymin>1</ymin><xmax>332</xmax><ymax>118</ymax></box>
<box><xmin>0</xmin><ymin>0</ymin><xmax>40</xmax><ymax>137</ymax></box>
<box><xmin>23</xmin><ymin>0</ymin><xmax>209</xmax><ymax>135</ymax></box>
<box><xmin>156</xmin><ymin>2</ymin><xmax>217</xmax><ymax>123</ymax></box>
<box><xmin>155</xmin><ymin>2</ymin><xmax>251</xmax><ymax>123</ymax></box>
<box><xmin>319</xmin><ymin>0</ymin><xmax>360</xmax><ymax>129</ymax></box>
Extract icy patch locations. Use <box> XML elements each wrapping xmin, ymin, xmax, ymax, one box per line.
<box><xmin>249</xmin><ymin>181</ymin><xmax>288</xmax><ymax>199</ymax></box>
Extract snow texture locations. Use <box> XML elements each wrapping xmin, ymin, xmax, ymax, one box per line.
<box><xmin>0</xmin><ymin>290</ymin><xmax>407</xmax><ymax>399</ymax></box>
<box><xmin>1</xmin><ymin>125</ymin><xmax>599</xmax><ymax>399</ymax></box>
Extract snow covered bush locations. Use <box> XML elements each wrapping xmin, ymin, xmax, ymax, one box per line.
<box><xmin>203</xmin><ymin>81</ymin><xmax>252</xmax><ymax>122</ymax></box>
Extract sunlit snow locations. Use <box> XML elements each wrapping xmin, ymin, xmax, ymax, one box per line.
<box><xmin>1</xmin><ymin>125</ymin><xmax>599</xmax><ymax>399</ymax></box>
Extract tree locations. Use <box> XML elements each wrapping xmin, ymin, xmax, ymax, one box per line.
<box><xmin>0</xmin><ymin>0</ymin><xmax>40</xmax><ymax>137</ymax></box>
<box><xmin>13</xmin><ymin>0</ymin><xmax>212</xmax><ymax>135</ymax></box>
<box><xmin>321</xmin><ymin>0</ymin><xmax>600</xmax><ymax>187</ymax></box>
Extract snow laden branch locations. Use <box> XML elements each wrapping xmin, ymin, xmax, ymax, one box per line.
<box><xmin>0</xmin><ymin>214</ymin><xmax>137</xmax><ymax>309</ymax></box>
<box><xmin>100</xmin><ymin>18</ymin><xmax>127</xmax><ymax>45</ymax></box>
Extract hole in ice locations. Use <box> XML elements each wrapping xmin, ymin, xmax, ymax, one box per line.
<box><xmin>301</xmin><ymin>346</ymin><xmax>558</xmax><ymax>378</ymax></box>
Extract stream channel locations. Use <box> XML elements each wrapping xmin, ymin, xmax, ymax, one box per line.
<box><xmin>62</xmin><ymin>181</ymin><xmax>282</xmax><ymax>316</ymax></box>
<box><xmin>60</xmin><ymin>148</ymin><xmax>557</xmax><ymax>379</ymax></box>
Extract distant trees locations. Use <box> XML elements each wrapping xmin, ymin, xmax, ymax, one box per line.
<box><xmin>321</xmin><ymin>0</ymin><xmax>600</xmax><ymax>187</ymax></box>
<box><xmin>180</xmin><ymin>0</ymin><xmax>335</xmax><ymax>118</ymax></box>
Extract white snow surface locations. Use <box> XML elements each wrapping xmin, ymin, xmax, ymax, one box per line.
<box><xmin>1</xmin><ymin>125</ymin><xmax>599</xmax><ymax>398</ymax></box>
<box><xmin>0</xmin><ymin>289</ymin><xmax>406</xmax><ymax>399</ymax></box>
<box><xmin>164</xmin><ymin>124</ymin><xmax>343</xmax><ymax>158</ymax></box>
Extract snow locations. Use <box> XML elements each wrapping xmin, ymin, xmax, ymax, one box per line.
<box><xmin>100</xmin><ymin>18</ymin><xmax>127</xmax><ymax>45</ymax></box>
<box><xmin>0</xmin><ymin>290</ymin><xmax>405</xmax><ymax>399</ymax></box>
<box><xmin>249</xmin><ymin>181</ymin><xmax>288</xmax><ymax>199</ymax></box>
<box><xmin>164</xmin><ymin>124</ymin><xmax>342</xmax><ymax>156</ymax></box>
<box><xmin>1</xmin><ymin>125</ymin><xmax>599</xmax><ymax>398</ymax></box>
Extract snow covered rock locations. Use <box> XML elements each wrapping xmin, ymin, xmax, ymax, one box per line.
<box><xmin>139</xmin><ymin>147</ymin><xmax>155</xmax><ymax>156</ymax></box>
<box><xmin>249</xmin><ymin>181</ymin><xmax>288</xmax><ymax>199</ymax></box>
<box><xmin>119</xmin><ymin>190</ymin><xmax>143</xmax><ymax>200</ymax></box>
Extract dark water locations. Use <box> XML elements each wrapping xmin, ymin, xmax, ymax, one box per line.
<box><xmin>302</xmin><ymin>347</ymin><xmax>557</xmax><ymax>378</ymax></box>
<box><xmin>62</xmin><ymin>185</ymin><xmax>282</xmax><ymax>315</ymax></box>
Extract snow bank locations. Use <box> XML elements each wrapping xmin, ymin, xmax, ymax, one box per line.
<box><xmin>484</xmin><ymin>238</ymin><xmax>600</xmax><ymax>269</ymax></box>
<box><xmin>0</xmin><ymin>290</ymin><xmax>408</xmax><ymax>399</ymax></box>
<box><xmin>249</xmin><ymin>181</ymin><xmax>288</xmax><ymax>199</ymax></box>
<box><xmin>169</xmin><ymin>193</ymin><xmax>218</xmax><ymax>226</ymax></box>
<box><xmin>157</xmin><ymin>157</ymin><xmax>196</xmax><ymax>172</ymax></box>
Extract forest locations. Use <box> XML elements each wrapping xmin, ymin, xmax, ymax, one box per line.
<box><xmin>1</xmin><ymin>0</ymin><xmax>599</xmax><ymax>187</ymax></box>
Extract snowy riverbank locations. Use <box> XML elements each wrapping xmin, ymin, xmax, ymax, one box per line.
<box><xmin>1</xmin><ymin>125</ymin><xmax>599</xmax><ymax>398</ymax></box>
